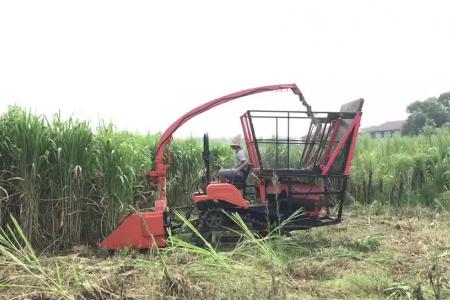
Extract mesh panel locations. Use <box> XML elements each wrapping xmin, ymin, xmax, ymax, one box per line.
<box><xmin>247</xmin><ymin>99</ymin><xmax>363</xmax><ymax>175</ymax></box>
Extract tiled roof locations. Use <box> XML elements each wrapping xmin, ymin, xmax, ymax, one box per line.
<box><xmin>360</xmin><ymin>120</ymin><xmax>405</xmax><ymax>133</ymax></box>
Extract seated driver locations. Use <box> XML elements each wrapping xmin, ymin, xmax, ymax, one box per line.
<box><xmin>218</xmin><ymin>138</ymin><xmax>249</xmax><ymax>184</ymax></box>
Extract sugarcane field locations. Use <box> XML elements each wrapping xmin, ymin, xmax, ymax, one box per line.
<box><xmin>1</xmin><ymin>1</ymin><xmax>450</xmax><ymax>299</ymax></box>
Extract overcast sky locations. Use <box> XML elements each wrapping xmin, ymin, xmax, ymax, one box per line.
<box><xmin>1</xmin><ymin>1</ymin><xmax>449</xmax><ymax>138</ymax></box>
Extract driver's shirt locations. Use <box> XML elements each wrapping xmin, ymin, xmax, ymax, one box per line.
<box><xmin>234</xmin><ymin>149</ymin><xmax>246</xmax><ymax>168</ymax></box>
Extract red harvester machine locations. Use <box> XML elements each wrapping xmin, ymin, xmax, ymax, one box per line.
<box><xmin>98</xmin><ymin>84</ymin><xmax>364</xmax><ymax>250</ymax></box>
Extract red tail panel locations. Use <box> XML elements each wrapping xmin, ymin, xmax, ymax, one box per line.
<box><xmin>98</xmin><ymin>211</ymin><xmax>167</xmax><ymax>250</ymax></box>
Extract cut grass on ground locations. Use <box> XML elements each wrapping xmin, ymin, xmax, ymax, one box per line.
<box><xmin>0</xmin><ymin>207</ymin><xmax>449</xmax><ymax>300</ymax></box>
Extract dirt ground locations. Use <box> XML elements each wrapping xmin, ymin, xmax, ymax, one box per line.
<box><xmin>1</xmin><ymin>206</ymin><xmax>449</xmax><ymax>299</ymax></box>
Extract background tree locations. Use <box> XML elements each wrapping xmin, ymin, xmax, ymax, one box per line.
<box><xmin>438</xmin><ymin>91</ymin><xmax>450</xmax><ymax>108</ymax></box>
<box><xmin>402</xmin><ymin>94</ymin><xmax>450</xmax><ymax>135</ymax></box>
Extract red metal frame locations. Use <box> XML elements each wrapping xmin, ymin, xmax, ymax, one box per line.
<box><xmin>344</xmin><ymin>113</ymin><xmax>362</xmax><ymax>175</ymax></box>
<box><xmin>240</xmin><ymin>112</ymin><xmax>260</xmax><ymax>170</ymax></box>
<box><xmin>321</xmin><ymin>112</ymin><xmax>362</xmax><ymax>176</ymax></box>
<box><xmin>240</xmin><ymin>112</ymin><xmax>268</xmax><ymax>203</ymax></box>
<box><xmin>320</xmin><ymin>117</ymin><xmax>342</xmax><ymax>167</ymax></box>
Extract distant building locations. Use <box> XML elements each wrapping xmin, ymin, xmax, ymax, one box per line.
<box><xmin>360</xmin><ymin>120</ymin><xmax>405</xmax><ymax>138</ymax></box>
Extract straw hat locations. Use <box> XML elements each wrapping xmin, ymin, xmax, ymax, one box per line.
<box><xmin>230</xmin><ymin>136</ymin><xmax>242</xmax><ymax>148</ymax></box>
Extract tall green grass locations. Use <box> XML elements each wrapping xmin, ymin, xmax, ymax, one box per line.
<box><xmin>351</xmin><ymin>130</ymin><xmax>450</xmax><ymax>209</ymax></box>
<box><xmin>0</xmin><ymin>106</ymin><xmax>231</xmax><ymax>249</ymax></box>
<box><xmin>0</xmin><ymin>107</ymin><xmax>50</xmax><ymax>246</ymax></box>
